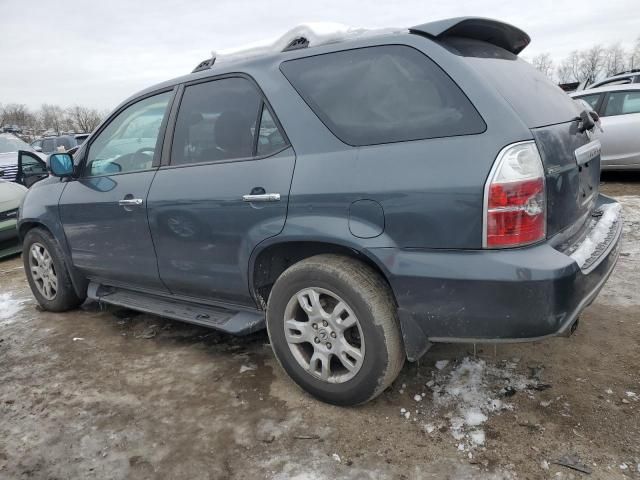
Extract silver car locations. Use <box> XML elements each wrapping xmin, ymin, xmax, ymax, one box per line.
<box><xmin>570</xmin><ymin>84</ymin><xmax>640</xmax><ymax>170</ymax></box>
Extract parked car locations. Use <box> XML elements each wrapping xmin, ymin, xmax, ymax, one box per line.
<box><xmin>18</xmin><ymin>17</ymin><xmax>621</xmax><ymax>406</ymax></box>
<box><xmin>570</xmin><ymin>84</ymin><xmax>640</xmax><ymax>170</ymax></box>
<box><xmin>74</xmin><ymin>133</ymin><xmax>90</xmax><ymax>145</ymax></box>
<box><xmin>0</xmin><ymin>178</ymin><xmax>27</xmax><ymax>258</ymax></box>
<box><xmin>31</xmin><ymin>135</ymin><xmax>78</xmax><ymax>154</ymax></box>
<box><xmin>586</xmin><ymin>69</ymin><xmax>640</xmax><ymax>90</ymax></box>
<box><xmin>0</xmin><ymin>133</ymin><xmax>48</xmax><ymax>187</ymax></box>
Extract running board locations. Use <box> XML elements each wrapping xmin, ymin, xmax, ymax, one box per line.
<box><xmin>87</xmin><ymin>282</ymin><xmax>265</xmax><ymax>336</ymax></box>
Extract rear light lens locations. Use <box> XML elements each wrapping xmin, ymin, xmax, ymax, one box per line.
<box><xmin>484</xmin><ymin>142</ymin><xmax>546</xmax><ymax>248</ymax></box>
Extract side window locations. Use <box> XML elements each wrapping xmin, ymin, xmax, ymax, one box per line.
<box><xmin>603</xmin><ymin>91</ymin><xmax>640</xmax><ymax>116</ymax></box>
<box><xmin>256</xmin><ymin>105</ymin><xmax>286</xmax><ymax>156</ymax></box>
<box><xmin>575</xmin><ymin>94</ymin><xmax>601</xmax><ymax>110</ymax></box>
<box><xmin>171</xmin><ymin>77</ymin><xmax>263</xmax><ymax>165</ymax></box>
<box><xmin>21</xmin><ymin>155</ymin><xmax>47</xmax><ymax>175</ymax></box>
<box><xmin>85</xmin><ymin>91</ymin><xmax>172</xmax><ymax>176</ymax></box>
<box><xmin>280</xmin><ymin>45</ymin><xmax>486</xmax><ymax>146</ymax></box>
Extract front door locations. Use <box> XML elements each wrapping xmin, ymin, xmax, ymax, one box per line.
<box><xmin>147</xmin><ymin>77</ymin><xmax>295</xmax><ymax>307</ymax></box>
<box><xmin>59</xmin><ymin>90</ymin><xmax>174</xmax><ymax>290</ymax></box>
<box><xmin>17</xmin><ymin>151</ymin><xmax>48</xmax><ymax>187</ymax></box>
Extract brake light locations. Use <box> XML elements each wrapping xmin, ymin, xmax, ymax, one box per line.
<box><xmin>484</xmin><ymin>141</ymin><xmax>546</xmax><ymax>248</ymax></box>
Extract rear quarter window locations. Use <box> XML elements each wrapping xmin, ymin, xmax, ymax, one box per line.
<box><xmin>442</xmin><ymin>37</ymin><xmax>580</xmax><ymax>128</ymax></box>
<box><xmin>280</xmin><ymin>45</ymin><xmax>486</xmax><ymax>146</ymax></box>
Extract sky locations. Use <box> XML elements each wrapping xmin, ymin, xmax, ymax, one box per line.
<box><xmin>1</xmin><ymin>0</ymin><xmax>639</xmax><ymax>112</ymax></box>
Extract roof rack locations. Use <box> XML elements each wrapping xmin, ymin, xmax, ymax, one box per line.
<box><xmin>612</xmin><ymin>68</ymin><xmax>640</xmax><ymax>76</ymax></box>
<box><xmin>192</xmin><ymin>56</ymin><xmax>216</xmax><ymax>73</ymax></box>
<box><xmin>282</xmin><ymin>36</ymin><xmax>310</xmax><ymax>52</ymax></box>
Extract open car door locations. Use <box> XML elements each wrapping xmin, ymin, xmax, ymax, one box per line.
<box><xmin>17</xmin><ymin>150</ymin><xmax>48</xmax><ymax>188</ymax></box>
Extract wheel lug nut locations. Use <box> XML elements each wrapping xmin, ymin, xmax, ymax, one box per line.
<box><xmin>326</xmin><ymin>342</ymin><xmax>332</xmax><ymax>349</ymax></box>
<box><xmin>330</xmin><ymin>332</ymin><xmax>336</xmax><ymax>338</ymax></box>
<box><xmin>314</xmin><ymin>337</ymin><xmax>320</xmax><ymax>344</ymax></box>
<box><xmin>322</xmin><ymin>320</ymin><xmax>328</xmax><ymax>327</ymax></box>
<box><xmin>312</xmin><ymin>323</ymin><xmax>318</xmax><ymax>329</ymax></box>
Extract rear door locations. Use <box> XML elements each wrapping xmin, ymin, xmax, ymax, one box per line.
<box><xmin>147</xmin><ymin>76</ymin><xmax>295</xmax><ymax>307</ymax></box>
<box><xmin>59</xmin><ymin>90</ymin><xmax>174</xmax><ymax>290</ymax></box>
<box><xmin>597</xmin><ymin>90</ymin><xmax>640</xmax><ymax>167</ymax></box>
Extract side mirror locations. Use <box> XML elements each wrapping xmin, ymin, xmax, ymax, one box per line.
<box><xmin>48</xmin><ymin>153</ymin><xmax>74</xmax><ymax>177</ymax></box>
<box><xmin>34</xmin><ymin>146</ymin><xmax>43</xmax><ymax>152</ymax></box>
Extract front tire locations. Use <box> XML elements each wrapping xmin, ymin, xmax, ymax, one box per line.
<box><xmin>266</xmin><ymin>255</ymin><xmax>404</xmax><ymax>406</ymax></box>
<box><xmin>23</xmin><ymin>228</ymin><xmax>84</xmax><ymax>312</ymax></box>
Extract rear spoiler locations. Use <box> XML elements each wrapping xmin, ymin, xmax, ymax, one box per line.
<box><xmin>409</xmin><ymin>17</ymin><xmax>530</xmax><ymax>55</ymax></box>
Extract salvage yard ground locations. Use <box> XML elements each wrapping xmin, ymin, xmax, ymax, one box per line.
<box><xmin>0</xmin><ymin>173</ymin><xmax>638</xmax><ymax>480</ymax></box>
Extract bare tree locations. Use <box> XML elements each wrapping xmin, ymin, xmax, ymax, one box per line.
<box><xmin>1</xmin><ymin>104</ymin><xmax>34</xmax><ymax>128</ymax></box>
<box><xmin>605</xmin><ymin>43</ymin><xmax>627</xmax><ymax>77</ymax></box>
<box><xmin>40</xmin><ymin>104</ymin><xmax>65</xmax><ymax>135</ymax></box>
<box><xmin>565</xmin><ymin>50</ymin><xmax>583</xmax><ymax>82</ymax></box>
<box><xmin>630</xmin><ymin>36</ymin><xmax>640</xmax><ymax>70</ymax></box>
<box><xmin>66</xmin><ymin>105</ymin><xmax>104</xmax><ymax>133</ymax></box>
<box><xmin>578</xmin><ymin>45</ymin><xmax>605</xmax><ymax>82</ymax></box>
<box><xmin>532</xmin><ymin>53</ymin><xmax>554</xmax><ymax>78</ymax></box>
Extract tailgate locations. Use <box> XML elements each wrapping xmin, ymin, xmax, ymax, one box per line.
<box><xmin>531</xmin><ymin>122</ymin><xmax>600</xmax><ymax>238</ymax></box>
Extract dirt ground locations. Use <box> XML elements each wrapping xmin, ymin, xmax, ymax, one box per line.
<box><xmin>0</xmin><ymin>173</ymin><xmax>638</xmax><ymax>480</ymax></box>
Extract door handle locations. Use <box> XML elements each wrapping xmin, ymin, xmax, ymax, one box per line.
<box><xmin>242</xmin><ymin>193</ymin><xmax>281</xmax><ymax>202</ymax></box>
<box><xmin>118</xmin><ymin>198</ymin><xmax>144</xmax><ymax>206</ymax></box>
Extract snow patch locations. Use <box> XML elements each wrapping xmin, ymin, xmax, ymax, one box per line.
<box><xmin>0</xmin><ymin>292</ymin><xmax>26</xmax><ymax>324</ymax></box>
<box><xmin>570</xmin><ymin>203</ymin><xmax>621</xmax><ymax>268</ymax></box>
<box><xmin>429</xmin><ymin>357</ymin><xmax>531</xmax><ymax>448</ymax></box>
<box><xmin>214</xmin><ymin>23</ymin><xmax>402</xmax><ymax>64</ymax></box>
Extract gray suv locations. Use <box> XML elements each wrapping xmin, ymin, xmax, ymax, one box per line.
<box><xmin>17</xmin><ymin>18</ymin><xmax>622</xmax><ymax>405</ymax></box>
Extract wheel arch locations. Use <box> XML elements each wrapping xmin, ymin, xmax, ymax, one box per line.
<box><xmin>19</xmin><ymin>219</ymin><xmax>88</xmax><ymax>299</ymax></box>
<box><xmin>249</xmin><ymin>239</ymin><xmax>396</xmax><ymax>311</ymax></box>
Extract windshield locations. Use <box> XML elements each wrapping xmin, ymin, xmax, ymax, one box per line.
<box><xmin>0</xmin><ymin>133</ymin><xmax>32</xmax><ymax>154</ymax></box>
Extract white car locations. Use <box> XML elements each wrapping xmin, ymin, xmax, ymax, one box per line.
<box><xmin>0</xmin><ymin>178</ymin><xmax>27</xmax><ymax>258</ymax></box>
<box><xmin>570</xmin><ymin>84</ymin><xmax>640</xmax><ymax>170</ymax></box>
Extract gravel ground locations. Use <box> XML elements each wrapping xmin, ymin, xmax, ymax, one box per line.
<box><xmin>0</xmin><ymin>173</ymin><xmax>638</xmax><ymax>480</ymax></box>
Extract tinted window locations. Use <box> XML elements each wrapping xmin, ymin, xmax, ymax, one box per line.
<box><xmin>575</xmin><ymin>94</ymin><xmax>601</xmax><ymax>110</ymax></box>
<box><xmin>171</xmin><ymin>78</ymin><xmax>262</xmax><ymax>165</ymax></box>
<box><xmin>256</xmin><ymin>106</ymin><xmax>286</xmax><ymax>156</ymax></box>
<box><xmin>443</xmin><ymin>37</ymin><xmax>580</xmax><ymax>128</ymax></box>
<box><xmin>86</xmin><ymin>92</ymin><xmax>171</xmax><ymax>176</ymax></box>
<box><xmin>604</xmin><ymin>91</ymin><xmax>640</xmax><ymax>116</ymax></box>
<box><xmin>41</xmin><ymin>138</ymin><xmax>56</xmax><ymax>153</ymax></box>
<box><xmin>280</xmin><ymin>45</ymin><xmax>485</xmax><ymax>146</ymax></box>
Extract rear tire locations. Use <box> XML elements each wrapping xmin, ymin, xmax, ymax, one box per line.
<box><xmin>23</xmin><ymin>228</ymin><xmax>85</xmax><ymax>312</ymax></box>
<box><xmin>266</xmin><ymin>254</ymin><xmax>404</xmax><ymax>406</ymax></box>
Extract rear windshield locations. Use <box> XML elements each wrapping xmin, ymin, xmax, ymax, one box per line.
<box><xmin>443</xmin><ymin>37</ymin><xmax>580</xmax><ymax>128</ymax></box>
<box><xmin>280</xmin><ymin>45</ymin><xmax>486</xmax><ymax>146</ymax></box>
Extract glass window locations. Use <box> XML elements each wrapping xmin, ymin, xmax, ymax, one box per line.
<box><xmin>21</xmin><ymin>154</ymin><xmax>47</xmax><ymax>175</ymax></box>
<box><xmin>280</xmin><ymin>45</ymin><xmax>486</xmax><ymax>146</ymax></box>
<box><xmin>85</xmin><ymin>92</ymin><xmax>172</xmax><ymax>176</ymax></box>
<box><xmin>604</xmin><ymin>91</ymin><xmax>640</xmax><ymax>116</ymax></box>
<box><xmin>256</xmin><ymin>106</ymin><xmax>286</xmax><ymax>156</ymax></box>
<box><xmin>171</xmin><ymin>78</ymin><xmax>262</xmax><ymax>165</ymax></box>
<box><xmin>575</xmin><ymin>94</ymin><xmax>601</xmax><ymax>110</ymax></box>
<box><xmin>41</xmin><ymin>138</ymin><xmax>56</xmax><ymax>153</ymax></box>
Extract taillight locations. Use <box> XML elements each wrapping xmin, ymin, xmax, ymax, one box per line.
<box><xmin>483</xmin><ymin>141</ymin><xmax>546</xmax><ymax>248</ymax></box>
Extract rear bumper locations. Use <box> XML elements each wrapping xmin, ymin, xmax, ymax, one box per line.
<box><xmin>368</xmin><ymin>195</ymin><xmax>622</xmax><ymax>361</ymax></box>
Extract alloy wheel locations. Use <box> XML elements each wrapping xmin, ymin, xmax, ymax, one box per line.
<box><xmin>283</xmin><ymin>287</ymin><xmax>365</xmax><ymax>383</ymax></box>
